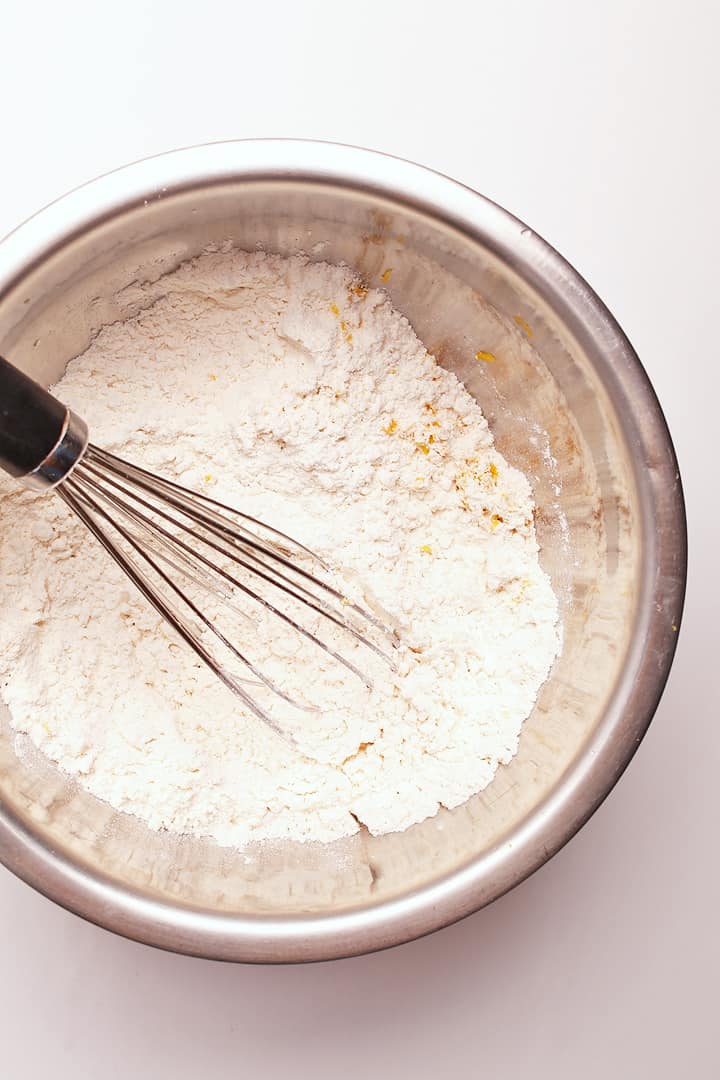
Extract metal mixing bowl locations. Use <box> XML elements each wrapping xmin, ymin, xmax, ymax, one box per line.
<box><xmin>0</xmin><ymin>140</ymin><xmax>686</xmax><ymax>962</ymax></box>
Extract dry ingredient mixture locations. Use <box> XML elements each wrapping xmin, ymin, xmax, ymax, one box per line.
<box><xmin>0</xmin><ymin>251</ymin><xmax>560</xmax><ymax>845</ymax></box>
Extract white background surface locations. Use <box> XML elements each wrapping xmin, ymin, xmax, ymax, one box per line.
<box><xmin>1</xmin><ymin>1</ymin><xmax>717</xmax><ymax>1076</ymax></box>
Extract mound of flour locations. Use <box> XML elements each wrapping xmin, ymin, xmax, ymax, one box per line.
<box><xmin>0</xmin><ymin>251</ymin><xmax>559</xmax><ymax>845</ymax></box>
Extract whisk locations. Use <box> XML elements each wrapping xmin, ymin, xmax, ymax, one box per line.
<box><xmin>0</xmin><ymin>355</ymin><xmax>396</xmax><ymax>735</ymax></box>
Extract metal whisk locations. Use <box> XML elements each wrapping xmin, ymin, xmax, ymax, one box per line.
<box><xmin>0</xmin><ymin>355</ymin><xmax>396</xmax><ymax>735</ymax></box>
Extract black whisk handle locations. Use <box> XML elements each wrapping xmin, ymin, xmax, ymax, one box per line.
<box><xmin>0</xmin><ymin>355</ymin><xmax>88</xmax><ymax>489</ymax></box>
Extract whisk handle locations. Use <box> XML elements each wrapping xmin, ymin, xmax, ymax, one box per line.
<box><xmin>0</xmin><ymin>355</ymin><xmax>88</xmax><ymax>489</ymax></box>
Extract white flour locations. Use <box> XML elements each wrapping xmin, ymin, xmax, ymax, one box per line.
<box><xmin>0</xmin><ymin>251</ymin><xmax>560</xmax><ymax>845</ymax></box>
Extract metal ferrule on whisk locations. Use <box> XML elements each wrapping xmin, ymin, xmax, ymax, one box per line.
<box><xmin>21</xmin><ymin>409</ymin><xmax>89</xmax><ymax>490</ymax></box>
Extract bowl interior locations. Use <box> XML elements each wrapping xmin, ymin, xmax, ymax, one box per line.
<box><xmin>0</xmin><ymin>161</ymin><xmax>642</xmax><ymax>949</ymax></box>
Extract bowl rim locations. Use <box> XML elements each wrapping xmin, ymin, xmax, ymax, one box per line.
<box><xmin>0</xmin><ymin>139</ymin><xmax>687</xmax><ymax>962</ymax></box>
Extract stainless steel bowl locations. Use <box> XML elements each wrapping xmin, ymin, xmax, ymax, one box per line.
<box><xmin>0</xmin><ymin>140</ymin><xmax>686</xmax><ymax>962</ymax></box>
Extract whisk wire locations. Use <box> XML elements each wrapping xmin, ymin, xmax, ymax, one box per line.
<box><xmin>56</xmin><ymin>444</ymin><xmax>397</xmax><ymax>733</ymax></box>
<box><xmin>86</xmin><ymin>446</ymin><xmax>392</xmax><ymax>638</ymax></box>
<box><xmin>65</xmin><ymin>468</ymin><xmax>375</xmax><ymax>690</ymax></box>
<box><xmin>77</xmin><ymin>456</ymin><xmax>387</xmax><ymax>662</ymax></box>
<box><xmin>58</xmin><ymin>482</ymin><xmax>290</xmax><ymax>735</ymax></box>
